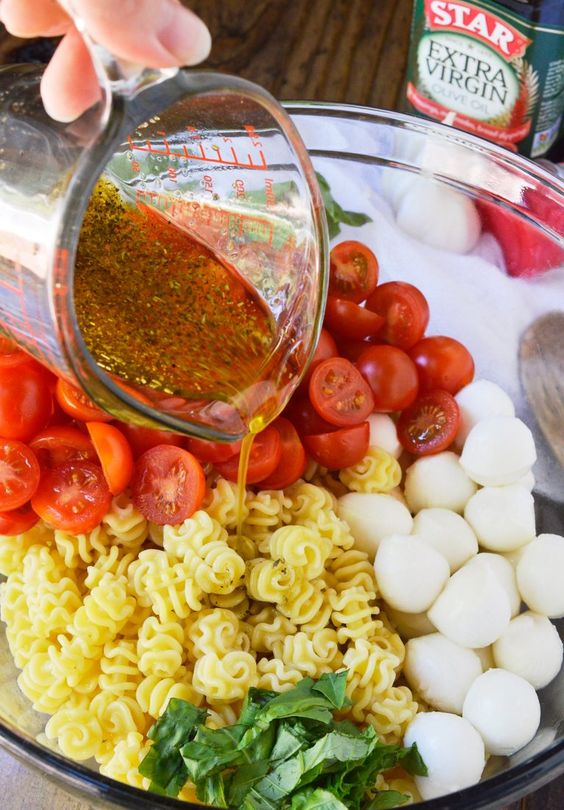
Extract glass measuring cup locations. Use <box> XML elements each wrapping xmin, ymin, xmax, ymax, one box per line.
<box><xmin>0</xmin><ymin>6</ymin><xmax>327</xmax><ymax>441</ymax></box>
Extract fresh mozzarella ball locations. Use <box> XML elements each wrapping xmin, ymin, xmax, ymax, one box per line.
<box><xmin>503</xmin><ymin>542</ymin><xmax>532</xmax><ymax>569</ymax></box>
<box><xmin>374</xmin><ymin>534</ymin><xmax>450</xmax><ymax>613</ymax></box>
<box><xmin>463</xmin><ymin>669</ymin><xmax>541</xmax><ymax>756</ymax></box>
<box><xmin>367</xmin><ymin>413</ymin><xmax>402</xmax><ymax>458</ymax></box>
<box><xmin>380</xmin><ymin>169</ymin><xmax>418</xmax><ymax>213</ymax></box>
<box><xmin>515</xmin><ymin>470</ymin><xmax>535</xmax><ymax>492</ymax></box>
<box><xmin>464</xmin><ymin>485</ymin><xmax>536</xmax><ymax>552</ymax></box>
<box><xmin>473</xmin><ymin>645</ymin><xmax>494</xmax><ymax>672</ymax></box>
<box><xmin>460</xmin><ymin>416</ymin><xmax>536</xmax><ymax>487</ymax></box>
<box><xmin>412</xmin><ymin>508</ymin><xmax>478</xmax><ymax>572</ymax></box>
<box><xmin>516</xmin><ymin>534</ymin><xmax>564</xmax><ymax>618</ymax></box>
<box><xmin>427</xmin><ymin>556</ymin><xmax>511</xmax><ymax>647</ymax></box>
<box><xmin>404</xmin><ymin>634</ymin><xmax>482</xmax><ymax>714</ymax></box>
<box><xmin>464</xmin><ymin>553</ymin><xmax>521</xmax><ymax>617</ymax></box>
<box><xmin>404</xmin><ymin>712</ymin><xmax>485</xmax><ymax>800</ymax></box>
<box><xmin>337</xmin><ymin>493</ymin><xmax>413</xmax><ymax>560</ymax></box>
<box><xmin>396</xmin><ymin>178</ymin><xmax>481</xmax><ymax>254</ymax></box>
<box><xmin>404</xmin><ymin>452</ymin><xmax>477</xmax><ymax>514</ymax></box>
<box><xmin>386</xmin><ymin>605</ymin><xmax>436</xmax><ymax>639</ymax></box>
<box><xmin>493</xmin><ymin>612</ymin><xmax>563</xmax><ymax>689</ymax></box>
<box><xmin>454</xmin><ymin>380</ymin><xmax>515</xmax><ymax>448</ymax></box>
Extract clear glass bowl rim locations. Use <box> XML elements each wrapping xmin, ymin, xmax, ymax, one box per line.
<box><xmin>0</xmin><ymin>99</ymin><xmax>562</xmax><ymax>810</ymax></box>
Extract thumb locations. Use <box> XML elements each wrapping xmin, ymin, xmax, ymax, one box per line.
<box><xmin>69</xmin><ymin>0</ymin><xmax>211</xmax><ymax>67</ymax></box>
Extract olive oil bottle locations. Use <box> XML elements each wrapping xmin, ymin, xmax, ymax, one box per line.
<box><xmin>404</xmin><ymin>0</ymin><xmax>564</xmax><ymax>157</ymax></box>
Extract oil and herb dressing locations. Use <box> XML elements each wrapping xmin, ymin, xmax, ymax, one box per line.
<box><xmin>236</xmin><ymin>432</ymin><xmax>256</xmax><ymax>536</ymax></box>
<box><xmin>73</xmin><ymin>179</ymin><xmax>276</xmax><ymax>405</ymax></box>
<box><xmin>73</xmin><ymin>179</ymin><xmax>284</xmax><ymax>519</ymax></box>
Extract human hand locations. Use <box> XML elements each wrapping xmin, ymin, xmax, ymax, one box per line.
<box><xmin>0</xmin><ymin>0</ymin><xmax>211</xmax><ymax>121</ymax></box>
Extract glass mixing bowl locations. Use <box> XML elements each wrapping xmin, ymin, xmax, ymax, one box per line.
<box><xmin>0</xmin><ymin>101</ymin><xmax>563</xmax><ymax>810</ymax></box>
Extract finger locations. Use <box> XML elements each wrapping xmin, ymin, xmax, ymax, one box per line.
<box><xmin>71</xmin><ymin>0</ymin><xmax>211</xmax><ymax>67</ymax></box>
<box><xmin>40</xmin><ymin>27</ymin><xmax>101</xmax><ymax>122</ymax></box>
<box><xmin>0</xmin><ymin>0</ymin><xmax>71</xmax><ymax>37</ymax></box>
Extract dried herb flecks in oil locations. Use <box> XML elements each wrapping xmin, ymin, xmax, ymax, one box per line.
<box><xmin>73</xmin><ymin>180</ymin><xmax>275</xmax><ymax>401</ymax></box>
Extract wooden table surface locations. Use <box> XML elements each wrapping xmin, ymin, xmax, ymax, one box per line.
<box><xmin>0</xmin><ymin>1</ymin><xmax>563</xmax><ymax>808</ymax></box>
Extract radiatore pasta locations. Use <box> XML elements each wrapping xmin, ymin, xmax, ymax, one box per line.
<box><xmin>0</xmin><ymin>474</ymin><xmax>418</xmax><ymax>794</ymax></box>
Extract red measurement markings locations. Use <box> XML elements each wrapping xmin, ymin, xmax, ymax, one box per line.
<box><xmin>233</xmin><ymin>179</ymin><xmax>245</xmax><ymax>199</ymax></box>
<box><xmin>127</xmin><ymin>135</ymin><xmax>268</xmax><ymax>171</ymax></box>
<box><xmin>0</xmin><ymin>249</ymin><xmax>64</xmax><ymax>369</ymax></box>
<box><xmin>135</xmin><ymin>188</ymin><xmax>274</xmax><ymax>246</ymax></box>
<box><xmin>264</xmin><ymin>178</ymin><xmax>276</xmax><ymax>209</ymax></box>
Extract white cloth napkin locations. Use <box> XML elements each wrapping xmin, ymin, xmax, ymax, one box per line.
<box><xmin>317</xmin><ymin>160</ymin><xmax>564</xmax><ymax>503</ymax></box>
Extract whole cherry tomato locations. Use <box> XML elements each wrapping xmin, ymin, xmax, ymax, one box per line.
<box><xmin>356</xmin><ymin>345</ymin><xmax>419</xmax><ymax>412</ymax></box>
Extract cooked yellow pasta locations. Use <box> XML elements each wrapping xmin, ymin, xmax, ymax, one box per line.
<box><xmin>100</xmin><ymin>731</ymin><xmax>151</xmax><ymax>788</ymax></box>
<box><xmin>271</xmin><ymin>628</ymin><xmax>341</xmax><ymax>678</ymax></box>
<box><xmin>244</xmin><ymin>489</ymin><xmax>291</xmax><ymax>550</ymax></box>
<box><xmin>102</xmin><ymin>493</ymin><xmax>148</xmax><ymax>549</ymax></box>
<box><xmin>54</xmin><ymin>526</ymin><xmax>112</xmax><ymax>569</ymax></box>
<box><xmin>185</xmin><ymin>608</ymin><xmax>250</xmax><ymax>660</ymax></box>
<box><xmin>45</xmin><ymin>701</ymin><xmax>103</xmax><ymax>761</ymax></box>
<box><xmin>245</xmin><ymin>557</ymin><xmax>297</xmax><ymax>603</ymax></box>
<box><xmin>247</xmin><ymin>606</ymin><xmax>297</xmax><ymax>653</ymax></box>
<box><xmin>256</xmin><ymin>657</ymin><xmax>302</xmax><ymax>692</ymax></box>
<box><xmin>0</xmin><ymin>480</ymin><xmax>419</xmax><ymax>797</ymax></box>
<box><xmin>135</xmin><ymin>669</ymin><xmax>202</xmax><ymax>718</ymax></box>
<box><xmin>164</xmin><ymin>510</ymin><xmax>227</xmax><ymax>559</ymax></box>
<box><xmin>203</xmin><ymin>478</ymin><xmax>246</xmax><ymax>531</ymax></box>
<box><xmin>192</xmin><ymin>651</ymin><xmax>257</xmax><ymax>703</ymax></box>
<box><xmin>329</xmin><ymin>586</ymin><xmax>382</xmax><ymax>644</ymax></box>
<box><xmin>269</xmin><ymin>525</ymin><xmax>332</xmax><ymax>579</ymax></box>
<box><xmin>342</xmin><ymin>638</ymin><xmax>401</xmax><ymax>722</ymax></box>
<box><xmin>339</xmin><ymin>447</ymin><xmax>402</xmax><ymax>494</ymax></box>
<box><xmin>364</xmin><ymin>685</ymin><xmax>419</xmax><ymax>744</ymax></box>
<box><xmin>137</xmin><ymin>616</ymin><xmax>184</xmax><ymax>679</ymax></box>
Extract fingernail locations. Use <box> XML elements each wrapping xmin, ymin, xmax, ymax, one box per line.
<box><xmin>158</xmin><ymin>5</ymin><xmax>211</xmax><ymax>65</ymax></box>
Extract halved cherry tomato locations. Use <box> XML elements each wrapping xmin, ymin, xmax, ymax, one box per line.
<box><xmin>409</xmin><ymin>336</ymin><xmax>474</xmax><ymax>395</ymax></box>
<box><xmin>309</xmin><ymin>357</ymin><xmax>374</xmax><ymax>427</ymax></box>
<box><xmin>303</xmin><ymin>421</ymin><xmax>370</xmax><ymax>470</ymax></box>
<box><xmin>0</xmin><ymin>336</ymin><xmax>31</xmax><ymax>369</ymax></box>
<box><xmin>117</xmin><ymin>423</ymin><xmax>185</xmax><ymax>459</ymax></box>
<box><xmin>0</xmin><ymin>364</ymin><xmax>53</xmax><ymax>441</ymax></box>
<box><xmin>259</xmin><ymin>418</ymin><xmax>307</xmax><ymax>490</ymax></box>
<box><xmin>30</xmin><ymin>425</ymin><xmax>97</xmax><ymax>469</ymax></box>
<box><xmin>299</xmin><ymin>328</ymin><xmax>339</xmax><ymax>392</ymax></box>
<box><xmin>284</xmin><ymin>397</ymin><xmax>336</xmax><ymax>438</ymax></box>
<box><xmin>324</xmin><ymin>297</ymin><xmax>385</xmax><ymax>340</ymax></box>
<box><xmin>366</xmin><ymin>281</ymin><xmax>430</xmax><ymax>350</ymax></box>
<box><xmin>86</xmin><ymin>422</ymin><xmax>134</xmax><ymax>495</ymax></box>
<box><xmin>0</xmin><ymin>440</ymin><xmax>41</xmax><ymax>510</ymax></box>
<box><xmin>0</xmin><ymin>502</ymin><xmax>39</xmax><ymax>535</ymax></box>
<box><xmin>32</xmin><ymin>460</ymin><xmax>112</xmax><ymax>532</ymax></box>
<box><xmin>131</xmin><ymin>445</ymin><xmax>205</xmax><ymax>525</ymax></box>
<box><xmin>329</xmin><ymin>241</ymin><xmax>379</xmax><ymax>303</ymax></box>
<box><xmin>215</xmin><ymin>425</ymin><xmax>282</xmax><ymax>485</ymax></box>
<box><xmin>356</xmin><ymin>345</ymin><xmax>419</xmax><ymax>412</ymax></box>
<box><xmin>55</xmin><ymin>378</ymin><xmax>112</xmax><ymax>423</ymax></box>
<box><xmin>186</xmin><ymin>436</ymin><xmax>243</xmax><ymax>464</ymax></box>
<box><xmin>397</xmin><ymin>390</ymin><xmax>460</xmax><ymax>455</ymax></box>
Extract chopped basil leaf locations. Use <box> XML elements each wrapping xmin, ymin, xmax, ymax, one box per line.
<box><xmin>138</xmin><ymin>672</ymin><xmax>425</xmax><ymax>809</ymax></box>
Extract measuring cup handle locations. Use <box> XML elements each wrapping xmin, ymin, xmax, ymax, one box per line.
<box><xmin>58</xmin><ymin>0</ymin><xmax>177</xmax><ymax>107</ymax></box>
